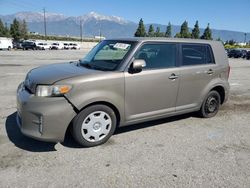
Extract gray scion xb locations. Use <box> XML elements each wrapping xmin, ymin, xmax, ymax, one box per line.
<box><xmin>16</xmin><ymin>38</ymin><xmax>230</xmax><ymax>147</ymax></box>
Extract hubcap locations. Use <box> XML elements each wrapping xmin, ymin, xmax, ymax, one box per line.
<box><xmin>205</xmin><ymin>96</ymin><xmax>218</xmax><ymax>114</ymax></box>
<box><xmin>81</xmin><ymin>111</ymin><xmax>112</xmax><ymax>142</ymax></box>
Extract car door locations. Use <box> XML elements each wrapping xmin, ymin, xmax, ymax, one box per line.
<box><xmin>176</xmin><ymin>43</ymin><xmax>217</xmax><ymax>111</ymax></box>
<box><xmin>124</xmin><ymin>42</ymin><xmax>180</xmax><ymax>122</ymax></box>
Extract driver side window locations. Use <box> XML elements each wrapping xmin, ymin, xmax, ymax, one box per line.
<box><xmin>134</xmin><ymin>43</ymin><xmax>176</xmax><ymax>69</ymax></box>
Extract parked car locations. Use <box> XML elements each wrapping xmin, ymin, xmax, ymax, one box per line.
<box><xmin>246</xmin><ymin>51</ymin><xmax>250</xmax><ymax>60</ymax></box>
<box><xmin>50</xmin><ymin>42</ymin><xmax>64</xmax><ymax>50</ymax></box>
<box><xmin>241</xmin><ymin>49</ymin><xmax>247</xmax><ymax>58</ymax></box>
<box><xmin>63</xmin><ymin>43</ymin><xmax>70</xmax><ymax>49</ymax></box>
<box><xmin>0</xmin><ymin>37</ymin><xmax>13</xmax><ymax>50</ymax></box>
<box><xmin>71</xmin><ymin>43</ymin><xmax>80</xmax><ymax>50</ymax></box>
<box><xmin>227</xmin><ymin>49</ymin><xmax>243</xmax><ymax>58</ymax></box>
<box><xmin>17</xmin><ymin>38</ymin><xmax>230</xmax><ymax>147</ymax></box>
<box><xmin>36</xmin><ymin>43</ymin><xmax>51</xmax><ymax>50</ymax></box>
<box><xmin>13</xmin><ymin>41</ymin><xmax>23</xmax><ymax>49</ymax></box>
<box><xmin>22</xmin><ymin>41</ymin><xmax>37</xmax><ymax>50</ymax></box>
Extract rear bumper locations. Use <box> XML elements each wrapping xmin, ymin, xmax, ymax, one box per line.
<box><xmin>16</xmin><ymin>83</ymin><xmax>77</xmax><ymax>142</ymax></box>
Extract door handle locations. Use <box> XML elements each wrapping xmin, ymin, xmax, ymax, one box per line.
<box><xmin>206</xmin><ymin>69</ymin><xmax>214</xmax><ymax>75</ymax></box>
<box><xmin>168</xmin><ymin>73</ymin><xmax>179</xmax><ymax>80</ymax></box>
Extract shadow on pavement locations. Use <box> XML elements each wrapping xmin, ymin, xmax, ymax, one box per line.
<box><xmin>5</xmin><ymin>112</ymin><xmax>56</xmax><ymax>152</ymax></box>
<box><xmin>6</xmin><ymin>111</ymin><xmax>195</xmax><ymax>150</ymax></box>
<box><xmin>115</xmin><ymin>113</ymin><xmax>193</xmax><ymax>135</ymax></box>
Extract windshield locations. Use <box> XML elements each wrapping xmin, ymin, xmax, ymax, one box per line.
<box><xmin>80</xmin><ymin>40</ymin><xmax>136</xmax><ymax>71</ymax></box>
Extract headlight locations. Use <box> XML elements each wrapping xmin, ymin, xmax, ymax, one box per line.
<box><xmin>36</xmin><ymin>85</ymin><xmax>72</xmax><ymax>97</ymax></box>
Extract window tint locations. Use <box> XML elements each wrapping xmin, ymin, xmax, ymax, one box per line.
<box><xmin>182</xmin><ymin>44</ymin><xmax>214</xmax><ymax>66</ymax></box>
<box><xmin>135</xmin><ymin>43</ymin><xmax>176</xmax><ymax>69</ymax></box>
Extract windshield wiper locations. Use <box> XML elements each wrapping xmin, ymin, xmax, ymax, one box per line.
<box><xmin>79</xmin><ymin>60</ymin><xmax>93</xmax><ymax>69</ymax></box>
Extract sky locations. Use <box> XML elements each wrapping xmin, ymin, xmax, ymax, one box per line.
<box><xmin>0</xmin><ymin>0</ymin><xmax>249</xmax><ymax>32</ymax></box>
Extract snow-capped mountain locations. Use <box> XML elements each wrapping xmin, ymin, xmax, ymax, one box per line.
<box><xmin>78</xmin><ymin>12</ymin><xmax>129</xmax><ymax>25</ymax></box>
<box><xmin>0</xmin><ymin>11</ymin><xmax>249</xmax><ymax>41</ymax></box>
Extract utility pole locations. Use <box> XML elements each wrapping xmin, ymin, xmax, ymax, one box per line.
<box><xmin>99</xmin><ymin>22</ymin><xmax>101</xmax><ymax>42</ymax></box>
<box><xmin>244</xmin><ymin>33</ymin><xmax>247</xmax><ymax>44</ymax></box>
<box><xmin>80</xmin><ymin>19</ymin><xmax>82</xmax><ymax>43</ymax></box>
<box><xmin>43</xmin><ymin>8</ymin><xmax>47</xmax><ymax>40</ymax></box>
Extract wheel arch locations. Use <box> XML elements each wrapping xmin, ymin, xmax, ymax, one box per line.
<box><xmin>64</xmin><ymin>100</ymin><xmax>121</xmax><ymax>141</ymax></box>
<box><xmin>210</xmin><ymin>85</ymin><xmax>225</xmax><ymax>104</ymax></box>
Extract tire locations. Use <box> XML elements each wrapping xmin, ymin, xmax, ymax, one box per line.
<box><xmin>199</xmin><ymin>90</ymin><xmax>221</xmax><ymax>118</ymax></box>
<box><xmin>72</xmin><ymin>105</ymin><xmax>117</xmax><ymax>147</ymax></box>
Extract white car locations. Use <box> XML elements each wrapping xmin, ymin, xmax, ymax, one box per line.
<box><xmin>51</xmin><ymin>42</ymin><xmax>64</xmax><ymax>50</ymax></box>
<box><xmin>0</xmin><ymin>37</ymin><xmax>13</xmax><ymax>50</ymax></box>
<box><xmin>69</xmin><ymin>43</ymin><xmax>80</xmax><ymax>50</ymax></box>
<box><xmin>36</xmin><ymin>43</ymin><xmax>51</xmax><ymax>50</ymax></box>
<box><xmin>63</xmin><ymin>43</ymin><xmax>70</xmax><ymax>50</ymax></box>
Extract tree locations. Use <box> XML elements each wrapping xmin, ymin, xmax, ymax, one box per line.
<box><xmin>147</xmin><ymin>24</ymin><xmax>155</xmax><ymax>37</ymax></box>
<box><xmin>20</xmin><ymin>19</ymin><xmax>28</xmax><ymax>40</ymax></box>
<box><xmin>0</xmin><ymin>19</ymin><xmax>5</xmax><ymax>37</ymax></box>
<box><xmin>191</xmin><ymin>20</ymin><xmax>200</xmax><ymax>39</ymax></box>
<box><xmin>10</xmin><ymin>18</ymin><xmax>21</xmax><ymax>41</ymax></box>
<box><xmin>174</xmin><ymin>33</ymin><xmax>181</xmax><ymax>38</ymax></box>
<box><xmin>155</xmin><ymin>27</ymin><xmax>161</xmax><ymax>37</ymax></box>
<box><xmin>201</xmin><ymin>23</ymin><xmax>212</xmax><ymax>40</ymax></box>
<box><xmin>180</xmin><ymin>21</ymin><xmax>191</xmax><ymax>38</ymax></box>
<box><xmin>4</xmin><ymin>23</ymin><xmax>10</xmax><ymax>37</ymax></box>
<box><xmin>165</xmin><ymin>22</ymin><xmax>172</xmax><ymax>38</ymax></box>
<box><xmin>134</xmin><ymin>18</ymin><xmax>146</xmax><ymax>37</ymax></box>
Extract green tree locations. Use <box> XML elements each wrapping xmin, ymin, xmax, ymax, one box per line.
<box><xmin>147</xmin><ymin>24</ymin><xmax>155</xmax><ymax>37</ymax></box>
<box><xmin>201</xmin><ymin>23</ymin><xmax>212</xmax><ymax>40</ymax></box>
<box><xmin>174</xmin><ymin>32</ymin><xmax>181</xmax><ymax>38</ymax></box>
<box><xmin>155</xmin><ymin>27</ymin><xmax>161</xmax><ymax>37</ymax></box>
<box><xmin>191</xmin><ymin>21</ymin><xmax>200</xmax><ymax>39</ymax></box>
<box><xmin>165</xmin><ymin>22</ymin><xmax>172</xmax><ymax>38</ymax></box>
<box><xmin>20</xmin><ymin>19</ymin><xmax>28</xmax><ymax>40</ymax></box>
<box><xmin>134</xmin><ymin>18</ymin><xmax>146</xmax><ymax>37</ymax></box>
<box><xmin>4</xmin><ymin>23</ymin><xmax>10</xmax><ymax>37</ymax></box>
<box><xmin>180</xmin><ymin>21</ymin><xmax>191</xmax><ymax>38</ymax></box>
<box><xmin>0</xmin><ymin>19</ymin><xmax>5</xmax><ymax>37</ymax></box>
<box><xmin>10</xmin><ymin>18</ymin><xmax>21</xmax><ymax>41</ymax></box>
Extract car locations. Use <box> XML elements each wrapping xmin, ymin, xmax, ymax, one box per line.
<box><xmin>36</xmin><ymin>42</ymin><xmax>51</xmax><ymax>50</ymax></box>
<box><xmin>227</xmin><ymin>49</ymin><xmax>243</xmax><ymax>58</ymax></box>
<box><xmin>16</xmin><ymin>38</ymin><xmax>230</xmax><ymax>147</ymax></box>
<box><xmin>13</xmin><ymin>41</ymin><xmax>23</xmax><ymax>49</ymax></box>
<box><xmin>50</xmin><ymin>42</ymin><xmax>64</xmax><ymax>50</ymax></box>
<box><xmin>63</xmin><ymin>43</ymin><xmax>70</xmax><ymax>50</ymax></box>
<box><xmin>241</xmin><ymin>49</ymin><xmax>247</xmax><ymax>58</ymax></box>
<box><xmin>22</xmin><ymin>41</ymin><xmax>37</xmax><ymax>50</ymax></box>
<box><xmin>71</xmin><ymin>43</ymin><xmax>80</xmax><ymax>50</ymax></box>
<box><xmin>0</xmin><ymin>37</ymin><xmax>13</xmax><ymax>50</ymax></box>
<box><xmin>246</xmin><ymin>51</ymin><xmax>250</xmax><ymax>60</ymax></box>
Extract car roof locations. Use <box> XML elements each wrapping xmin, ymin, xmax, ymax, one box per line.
<box><xmin>106</xmin><ymin>37</ymin><xmax>221</xmax><ymax>45</ymax></box>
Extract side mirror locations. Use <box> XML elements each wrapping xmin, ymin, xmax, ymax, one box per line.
<box><xmin>129</xmin><ymin>59</ymin><xmax>146</xmax><ymax>73</ymax></box>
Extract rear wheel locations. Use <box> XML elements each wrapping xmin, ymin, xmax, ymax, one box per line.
<box><xmin>72</xmin><ymin>105</ymin><xmax>117</xmax><ymax>147</ymax></box>
<box><xmin>199</xmin><ymin>90</ymin><xmax>221</xmax><ymax>118</ymax></box>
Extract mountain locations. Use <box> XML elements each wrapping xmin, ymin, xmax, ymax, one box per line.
<box><xmin>0</xmin><ymin>11</ymin><xmax>249</xmax><ymax>42</ymax></box>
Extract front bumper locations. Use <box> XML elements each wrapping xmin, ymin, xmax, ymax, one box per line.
<box><xmin>16</xmin><ymin>83</ymin><xmax>77</xmax><ymax>142</ymax></box>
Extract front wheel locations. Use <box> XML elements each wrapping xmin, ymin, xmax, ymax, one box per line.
<box><xmin>199</xmin><ymin>90</ymin><xmax>221</xmax><ymax>118</ymax></box>
<box><xmin>72</xmin><ymin>105</ymin><xmax>117</xmax><ymax>147</ymax></box>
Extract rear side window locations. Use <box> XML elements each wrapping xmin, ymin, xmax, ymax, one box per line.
<box><xmin>182</xmin><ymin>44</ymin><xmax>214</xmax><ymax>66</ymax></box>
<box><xmin>135</xmin><ymin>43</ymin><xmax>176</xmax><ymax>69</ymax></box>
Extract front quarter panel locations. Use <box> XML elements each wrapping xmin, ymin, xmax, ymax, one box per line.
<box><xmin>56</xmin><ymin>72</ymin><xmax>125</xmax><ymax>124</ymax></box>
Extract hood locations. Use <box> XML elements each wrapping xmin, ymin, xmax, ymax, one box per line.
<box><xmin>24</xmin><ymin>62</ymin><xmax>99</xmax><ymax>93</ymax></box>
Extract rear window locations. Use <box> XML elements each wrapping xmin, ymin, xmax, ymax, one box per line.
<box><xmin>182</xmin><ymin>44</ymin><xmax>214</xmax><ymax>66</ymax></box>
